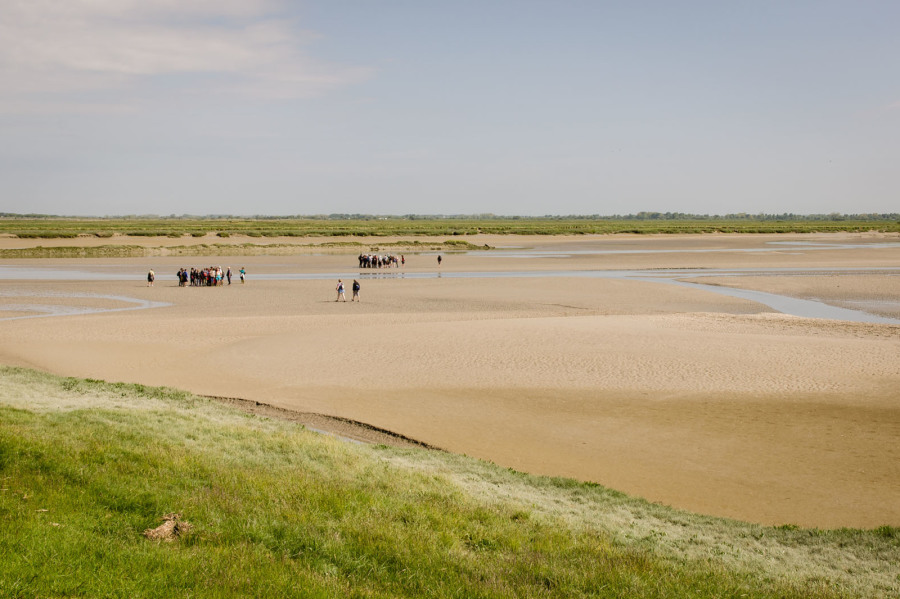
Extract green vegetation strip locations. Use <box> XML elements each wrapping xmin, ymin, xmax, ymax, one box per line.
<box><xmin>1</xmin><ymin>215</ymin><xmax>898</xmax><ymax>239</ymax></box>
<box><xmin>0</xmin><ymin>240</ymin><xmax>488</xmax><ymax>259</ymax></box>
<box><xmin>1</xmin><ymin>366</ymin><xmax>897</xmax><ymax>598</ymax></box>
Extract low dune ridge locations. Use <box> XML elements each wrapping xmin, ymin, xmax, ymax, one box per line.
<box><xmin>0</xmin><ymin>232</ymin><xmax>898</xmax><ymax>527</ymax></box>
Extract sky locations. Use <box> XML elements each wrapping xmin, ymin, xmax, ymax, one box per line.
<box><xmin>1</xmin><ymin>1</ymin><xmax>898</xmax><ymax>217</ymax></box>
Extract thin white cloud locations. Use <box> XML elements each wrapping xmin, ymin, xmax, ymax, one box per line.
<box><xmin>0</xmin><ymin>0</ymin><xmax>371</xmax><ymax>111</ymax></box>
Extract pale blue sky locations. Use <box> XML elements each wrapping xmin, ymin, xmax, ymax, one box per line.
<box><xmin>1</xmin><ymin>1</ymin><xmax>898</xmax><ymax>216</ymax></box>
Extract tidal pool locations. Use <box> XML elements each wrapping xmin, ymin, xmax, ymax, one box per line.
<box><xmin>1</xmin><ymin>264</ymin><xmax>898</xmax><ymax>324</ymax></box>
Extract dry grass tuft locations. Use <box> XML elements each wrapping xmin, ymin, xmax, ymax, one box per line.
<box><xmin>143</xmin><ymin>513</ymin><xmax>192</xmax><ymax>542</ymax></box>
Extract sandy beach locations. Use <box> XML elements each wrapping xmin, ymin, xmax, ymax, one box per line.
<box><xmin>1</xmin><ymin>232</ymin><xmax>898</xmax><ymax>528</ymax></box>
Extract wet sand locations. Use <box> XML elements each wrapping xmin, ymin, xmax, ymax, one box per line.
<box><xmin>1</xmin><ymin>232</ymin><xmax>898</xmax><ymax>528</ymax></box>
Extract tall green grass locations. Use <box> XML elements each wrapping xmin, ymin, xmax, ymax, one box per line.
<box><xmin>1</xmin><ymin>367</ymin><xmax>896</xmax><ymax>598</ymax></box>
<box><xmin>1</xmin><ymin>216</ymin><xmax>898</xmax><ymax>239</ymax></box>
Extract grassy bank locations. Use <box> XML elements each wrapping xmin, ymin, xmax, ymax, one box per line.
<box><xmin>1</xmin><ymin>216</ymin><xmax>899</xmax><ymax>239</ymax></box>
<box><xmin>0</xmin><ymin>239</ymin><xmax>488</xmax><ymax>259</ymax></box>
<box><xmin>1</xmin><ymin>367</ymin><xmax>897</xmax><ymax>598</ymax></box>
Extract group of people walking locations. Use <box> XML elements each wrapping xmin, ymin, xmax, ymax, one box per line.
<box><xmin>359</xmin><ymin>254</ymin><xmax>404</xmax><ymax>269</ymax></box>
<box><xmin>174</xmin><ymin>266</ymin><xmax>245</xmax><ymax>287</ymax></box>
<box><xmin>148</xmin><ymin>253</ymin><xmax>447</xmax><ymax>298</ymax></box>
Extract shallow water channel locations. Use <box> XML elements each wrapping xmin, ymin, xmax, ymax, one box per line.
<box><xmin>1</xmin><ymin>260</ymin><xmax>899</xmax><ymax>324</ymax></box>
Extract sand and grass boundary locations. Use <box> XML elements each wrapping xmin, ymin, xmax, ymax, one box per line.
<box><xmin>2</xmin><ymin>366</ymin><xmax>899</xmax><ymax>597</ymax></box>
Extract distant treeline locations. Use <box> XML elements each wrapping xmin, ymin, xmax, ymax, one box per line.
<box><xmin>1</xmin><ymin>215</ymin><xmax>899</xmax><ymax>239</ymax></box>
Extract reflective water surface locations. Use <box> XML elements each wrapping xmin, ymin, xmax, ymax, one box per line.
<box><xmin>0</xmin><ymin>288</ymin><xmax>171</xmax><ymax>321</ymax></box>
<box><xmin>1</xmin><ymin>240</ymin><xmax>899</xmax><ymax>324</ymax></box>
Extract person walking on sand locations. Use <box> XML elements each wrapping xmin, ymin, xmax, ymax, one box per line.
<box><xmin>226</xmin><ymin>266</ymin><xmax>232</xmax><ymax>285</ymax></box>
<box><xmin>336</xmin><ymin>279</ymin><xmax>346</xmax><ymax>302</ymax></box>
<box><xmin>351</xmin><ymin>279</ymin><xmax>360</xmax><ymax>302</ymax></box>
<box><xmin>437</xmin><ymin>255</ymin><xmax>442</xmax><ymax>266</ymax></box>
<box><xmin>147</xmin><ymin>269</ymin><xmax>155</xmax><ymax>287</ymax></box>
<box><xmin>239</xmin><ymin>267</ymin><xmax>245</xmax><ymax>283</ymax></box>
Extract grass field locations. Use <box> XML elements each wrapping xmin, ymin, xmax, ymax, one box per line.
<box><xmin>1</xmin><ymin>366</ymin><xmax>897</xmax><ymax>598</ymax></box>
<box><xmin>1</xmin><ymin>216</ymin><xmax>899</xmax><ymax>239</ymax></box>
<box><xmin>0</xmin><ymin>239</ymin><xmax>488</xmax><ymax>259</ymax></box>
